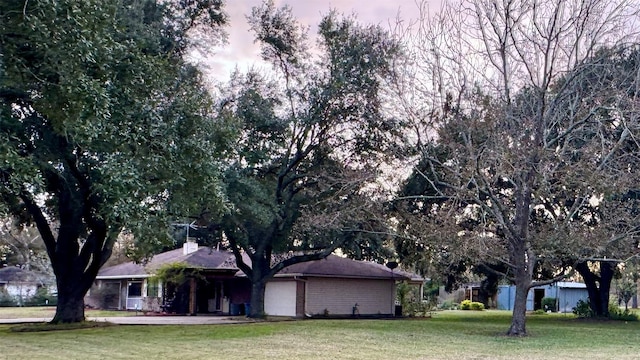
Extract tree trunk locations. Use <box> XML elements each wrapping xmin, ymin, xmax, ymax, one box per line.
<box><xmin>575</xmin><ymin>260</ymin><xmax>615</xmax><ymax>317</ymax></box>
<box><xmin>248</xmin><ymin>279</ymin><xmax>266</xmax><ymax>318</ymax></box>
<box><xmin>507</xmin><ymin>275</ymin><xmax>530</xmax><ymax>336</ymax></box>
<box><xmin>51</xmin><ymin>280</ymin><xmax>86</xmax><ymax>323</ymax></box>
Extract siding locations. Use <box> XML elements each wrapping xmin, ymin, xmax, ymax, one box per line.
<box><xmin>305</xmin><ymin>278</ymin><xmax>395</xmax><ymax>316</ymax></box>
<box><xmin>497</xmin><ymin>283</ymin><xmax>589</xmax><ymax>313</ymax></box>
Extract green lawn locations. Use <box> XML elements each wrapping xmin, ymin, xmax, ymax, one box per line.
<box><xmin>1</xmin><ymin>310</ymin><xmax>638</xmax><ymax>359</ymax></box>
<box><xmin>0</xmin><ymin>306</ymin><xmax>136</xmax><ymax>319</ymax></box>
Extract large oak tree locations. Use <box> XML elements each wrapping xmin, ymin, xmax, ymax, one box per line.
<box><xmin>215</xmin><ymin>1</ymin><xmax>401</xmax><ymax>317</ymax></box>
<box><xmin>0</xmin><ymin>0</ymin><xmax>227</xmax><ymax>323</ymax></box>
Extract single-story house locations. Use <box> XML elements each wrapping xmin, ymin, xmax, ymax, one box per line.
<box><xmin>496</xmin><ymin>282</ymin><xmax>589</xmax><ymax>313</ymax></box>
<box><xmin>0</xmin><ymin>266</ymin><xmax>55</xmax><ymax>305</ymax></box>
<box><xmin>88</xmin><ymin>241</ymin><xmax>423</xmax><ymax>317</ymax></box>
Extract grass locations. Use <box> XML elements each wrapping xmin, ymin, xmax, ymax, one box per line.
<box><xmin>0</xmin><ymin>310</ymin><xmax>639</xmax><ymax>359</ymax></box>
<box><xmin>0</xmin><ymin>306</ymin><xmax>137</xmax><ymax>319</ymax></box>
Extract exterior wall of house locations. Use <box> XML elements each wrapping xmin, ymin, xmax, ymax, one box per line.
<box><xmin>304</xmin><ymin>278</ymin><xmax>395</xmax><ymax>316</ymax></box>
<box><xmin>264</xmin><ymin>280</ymin><xmax>298</xmax><ymax>316</ymax></box>
<box><xmin>3</xmin><ymin>282</ymin><xmax>40</xmax><ymax>305</ymax></box>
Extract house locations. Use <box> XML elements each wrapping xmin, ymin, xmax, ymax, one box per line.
<box><xmin>88</xmin><ymin>243</ymin><xmax>246</xmax><ymax>314</ymax></box>
<box><xmin>88</xmin><ymin>241</ymin><xmax>423</xmax><ymax>317</ymax></box>
<box><xmin>0</xmin><ymin>266</ymin><xmax>55</xmax><ymax>305</ymax></box>
<box><xmin>496</xmin><ymin>282</ymin><xmax>589</xmax><ymax>313</ymax></box>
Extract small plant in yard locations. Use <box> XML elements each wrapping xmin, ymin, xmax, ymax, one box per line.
<box><xmin>609</xmin><ymin>303</ymin><xmax>638</xmax><ymax>321</ymax></box>
<box><xmin>0</xmin><ymin>289</ymin><xmax>17</xmax><ymax>307</ymax></box>
<box><xmin>460</xmin><ymin>300</ymin><xmax>484</xmax><ymax>311</ymax></box>
<box><xmin>572</xmin><ymin>299</ymin><xmax>593</xmax><ymax>318</ymax></box>
<box><xmin>541</xmin><ymin>297</ymin><xmax>556</xmax><ymax>312</ymax></box>
<box><xmin>438</xmin><ymin>300</ymin><xmax>458</xmax><ymax>310</ymax></box>
<box><xmin>573</xmin><ymin>299</ymin><xmax>638</xmax><ymax>321</ymax></box>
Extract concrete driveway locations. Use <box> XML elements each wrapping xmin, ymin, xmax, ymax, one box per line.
<box><xmin>0</xmin><ymin>315</ymin><xmax>254</xmax><ymax>325</ymax></box>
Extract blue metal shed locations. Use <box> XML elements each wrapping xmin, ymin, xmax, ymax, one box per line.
<box><xmin>496</xmin><ymin>282</ymin><xmax>588</xmax><ymax>313</ymax></box>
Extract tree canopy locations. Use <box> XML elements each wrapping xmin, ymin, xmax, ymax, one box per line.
<box><xmin>214</xmin><ymin>0</ymin><xmax>402</xmax><ymax>317</ymax></box>
<box><xmin>394</xmin><ymin>0</ymin><xmax>640</xmax><ymax>336</ymax></box>
<box><xmin>0</xmin><ymin>0</ymin><xmax>228</xmax><ymax>323</ymax></box>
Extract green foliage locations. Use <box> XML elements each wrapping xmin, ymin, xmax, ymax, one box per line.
<box><xmin>24</xmin><ymin>287</ymin><xmax>57</xmax><ymax>307</ymax></box>
<box><xmin>608</xmin><ymin>303</ymin><xmax>639</xmax><ymax>321</ymax></box>
<box><xmin>573</xmin><ymin>299</ymin><xmax>638</xmax><ymax>321</ymax></box>
<box><xmin>218</xmin><ymin>1</ymin><xmax>401</xmax><ymax>316</ymax></box>
<box><xmin>397</xmin><ymin>281</ymin><xmax>429</xmax><ymax>317</ymax></box>
<box><xmin>0</xmin><ymin>289</ymin><xmax>17</xmax><ymax>307</ymax></box>
<box><xmin>541</xmin><ymin>297</ymin><xmax>557</xmax><ymax>312</ymax></box>
<box><xmin>460</xmin><ymin>300</ymin><xmax>484</xmax><ymax>311</ymax></box>
<box><xmin>0</xmin><ymin>0</ymin><xmax>228</xmax><ymax>322</ymax></box>
<box><xmin>150</xmin><ymin>262</ymin><xmax>203</xmax><ymax>287</ymax></box>
<box><xmin>572</xmin><ymin>299</ymin><xmax>593</xmax><ymax>318</ymax></box>
<box><xmin>438</xmin><ymin>300</ymin><xmax>458</xmax><ymax>310</ymax></box>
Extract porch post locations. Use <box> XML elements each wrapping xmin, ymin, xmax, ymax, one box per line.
<box><xmin>189</xmin><ymin>278</ymin><xmax>196</xmax><ymax>315</ymax></box>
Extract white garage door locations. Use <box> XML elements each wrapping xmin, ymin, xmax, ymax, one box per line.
<box><xmin>264</xmin><ymin>281</ymin><xmax>297</xmax><ymax>316</ymax></box>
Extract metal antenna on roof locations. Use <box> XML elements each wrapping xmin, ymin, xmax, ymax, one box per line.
<box><xmin>172</xmin><ymin>221</ymin><xmax>198</xmax><ymax>242</ymax></box>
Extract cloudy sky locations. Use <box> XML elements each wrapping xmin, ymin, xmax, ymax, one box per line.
<box><xmin>204</xmin><ymin>0</ymin><xmax>439</xmax><ymax>82</ymax></box>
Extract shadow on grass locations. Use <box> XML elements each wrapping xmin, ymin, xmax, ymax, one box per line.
<box><xmin>9</xmin><ymin>321</ymin><xmax>117</xmax><ymax>333</ymax></box>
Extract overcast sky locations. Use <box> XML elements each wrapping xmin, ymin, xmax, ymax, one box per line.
<box><xmin>204</xmin><ymin>0</ymin><xmax>438</xmax><ymax>82</ymax></box>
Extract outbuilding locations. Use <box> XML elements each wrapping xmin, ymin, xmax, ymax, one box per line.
<box><xmin>496</xmin><ymin>282</ymin><xmax>589</xmax><ymax>313</ymax></box>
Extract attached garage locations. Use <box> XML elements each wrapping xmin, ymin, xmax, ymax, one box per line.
<box><xmin>263</xmin><ymin>255</ymin><xmax>420</xmax><ymax>317</ymax></box>
<box><xmin>305</xmin><ymin>278</ymin><xmax>395</xmax><ymax>316</ymax></box>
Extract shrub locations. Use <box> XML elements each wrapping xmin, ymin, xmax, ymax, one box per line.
<box><xmin>25</xmin><ymin>287</ymin><xmax>57</xmax><ymax>306</ymax></box>
<box><xmin>87</xmin><ymin>285</ymin><xmax>119</xmax><ymax>309</ymax></box>
<box><xmin>609</xmin><ymin>303</ymin><xmax>638</xmax><ymax>321</ymax></box>
<box><xmin>0</xmin><ymin>289</ymin><xmax>18</xmax><ymax>307</ymax></box>
<box><xmin>572</xmin><ymin>299</ymin><xmax>593</xmax><ymax>318</ymax></box>
<box><xmin>460</xmin><ymin>300</ymin><xmax>484</xmax><ymax>311</ymax></box>
<box><xmin>541</xmin><ymin>297</ymin><xmax>557</xmax><ymax>312</ymax></box>
<box><xmin>438</xmin><ymin>300</ymin><xmax>458</xmax><ymax>310</ymax></box>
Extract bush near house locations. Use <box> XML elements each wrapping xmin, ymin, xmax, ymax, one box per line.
<box><xmin>541</xmin><ymin>297</ymin><xmax>557</xmax><ymax>312</ymax></box>
<box><xmin>0</xmin><ymin>289</ymin><xmax>17</xmax><ymax>307</ymax></box>
<box><xmin>573</xmin><ymin>299</ymin><xmax>638</xmax><ymax>321</ymax></box>
<box><xmin>460</xmin><ymin>300</ymin><xmax>484</xmax><ymax>311</ymax></box>
<box><xmin>24</xmin><ymin>287</ymin><xmax>57</xmax><ymax>306</ymax></box>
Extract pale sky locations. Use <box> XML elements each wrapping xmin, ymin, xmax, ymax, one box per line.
<box><xmin>203</xmin><ymin>0</ymin><xmax>439</xmax><ymax>82</ymax></box>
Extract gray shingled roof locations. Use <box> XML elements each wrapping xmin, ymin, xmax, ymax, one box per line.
<box><xmin>98</xmin><ymin>248</ymin><xmax>422</xmax><ymax>282</ymax></box>
<box><xmin>275</xmin><ymin>255</ymin><xmax>412</xmax><ymax>280</ymax></box>
<box><xmin>0</xmin><ymin>266</ymin><xmax>42</xmax><ymax>283</ymax></box>
<box><xmin>97</xmin><ymin>247</ymin><xmax>237</xmax><ymax>279</ymax></box>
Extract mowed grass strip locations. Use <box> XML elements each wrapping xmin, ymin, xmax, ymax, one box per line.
<box><xmin>1</xmin><ymin>311</ymin><xmax>639</xmax><ymax>360</ymax></box>
<box><xmin>0</xmin><ymin>306</ymin><xmax>137</xmax><ymax>319</ymax></box>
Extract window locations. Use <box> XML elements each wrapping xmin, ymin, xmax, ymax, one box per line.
<box><xmin>128</xmin><ymin>282</ymin><xmax>142</xmax><ymax>297</ymax></box>
<box><xmin>147</xmin><ymin>279</ymin><xmax>159</xmax><ymax>297</ymax></box>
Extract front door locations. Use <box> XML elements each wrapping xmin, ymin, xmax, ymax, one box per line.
<box><xmin>206</xmin><ymin>281</ymin><xmax>223</xmax><ymax>312</ymax></box>
<box><xmin>126</xmin><ymin>281</ymin><xmax>143</xmax><ymax>310</ymax></box>
<box><xmin>534</xmin><ymin>288</ymin><xmax>545</xmax><ymax>310</ymax></box>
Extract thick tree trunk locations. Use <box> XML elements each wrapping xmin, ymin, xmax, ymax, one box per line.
<box><xmin>575</xmin><ymin>261</ymin><xmax>615</xmax><ymax>317</ymax></box>
<box><xmin>507</xmin><ymin>273</ymin><xmax>531</xmax><ymax>336</ymax></box>
<box><xmin>248</xmin><ymin>279</ymin><xmax>266</xmax><ymax>318</ymax></box>
<box><xmin>51</xmin><ymin>280</ymin><xmax>86</xmax><ymax>323</ymax></box>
